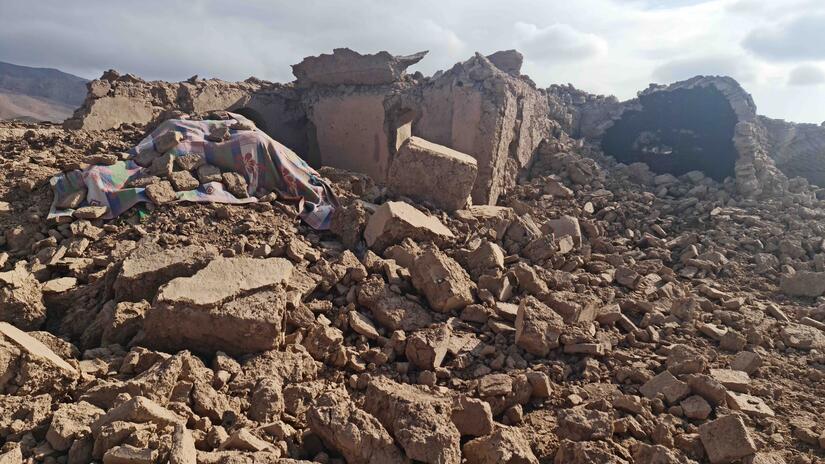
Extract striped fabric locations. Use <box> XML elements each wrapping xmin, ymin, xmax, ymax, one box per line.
<box><xmin>49</xmin><ymin>114</ymin><xmax>338</xmax><ymax>229</ymax></box>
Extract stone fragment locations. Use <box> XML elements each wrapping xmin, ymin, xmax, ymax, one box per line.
<box><xmin>221</xmin><ymin>172</ymin><xmax>249</xmax><ymax>198</ymax></box>
<box><xmin>405</xmin><ymin>324</ymin><xmax>452</xmax><ymax>370</ymax></box>
<box><xmin>462</xmin><ymin>427</ymin><xmax>539</xmax><ymax>464</ymax></box>
<box><xmin>175</xmin><ymin>153</ymin><xmax>205</xmax><ymax>171</ymax></box>
<box><xmin>169</xmin><ymin>170</ymin><xmax>199</xmax><ymax>191</ymax></box>
<box><xmin>145</xmin><ymin>180</ymin><xmax>176</xmax><ymax>204</ymax></box>
<box><xmin>410</xmin><ymin>249</ymin><xmax>474</xmax><ymax>312</ymax></box>
<box><xmin>0</xmin><ymin>322</ymin><xmax>75</xmax><ymax>373</ymax></box>
<box><xmin>698</xmin><ymin>415</ymin><xmax>757</xmax><ymax>463</ymax></box>
<box><xmin>725</xmin><ymin>391</ymin><xmax>774</xmax><ymax>418</ymax></box>
<box><xmin>363</xmin><ymin>377</ymin><xmax>461</xmax><ymax>464</ymax></box>
<box><xmin>91</xmin><ymin>396</ymin><xmax>185</xmax><ymax>434</ymax></box>
<box><xmin>73</xmin><ymin>205</ymin><xmax>108</xmax><ymax>219</ymax></box>
<box><xmin>465</xmin><ymin>241</ymin><xmax>505</xmax><ymax>278</ymax></box>
<box><xmin>544</xmin><ymin>215</ymin><xmax>582</xmax><ymax>246</ymax></box>
<box><xmin>348</xmin><ymin>311</ymin><xmax>380</xmax><ymax>339</ymax></box>
<box><xmin>731</xmin><ymin>351</ymin><xmax>762</xmax><ymax>374</ymax></box>
<box><xmin>0</xmin><ymin>265</ymin><xmax>46</xmax><ymax>330</ymax></box>
<box><xmin>0</xmin><ymin>447</ymin><xmax>22</xmax><ymax>464</ymax></box>
<box><xmin>709</xmin><ymin>369</ymin><xmax>750</xmax><ymax>393</ymax></box>
<box><xmin>450</xmin><ymin>396</ymin><xmax>493</xmax><ymax>437</ymax></box>
<box><xmin>197</xmin><ymin>164</ymin><xmax>222</xmax><ymax>184</ymax></box>
<box><xmin>478</xmin><ymin>373</ymin><xmax>513</xmax><ymax>396</ymax></box>
<box><xmin>780</xmin><ymin>323</ymin><xmax>825</xmax><ymax>350</ymax></box>
<box><xmin>640</xmin><ymin>371</ymin><xmax>690</xmax><ymax>403</ymax></box>
<box><xmin>680</xmin><ymin>395</ymin><xmax>711</xmax><ymax>420</ymax></box>
<box><xmin>154</xmin><ymin>130</ymin><xmax>183</xmax><ymax>153</ymax></box>
<box><xmin>515</xmin><ymin>296</ymin><xmax>564</xmax><ymax>356</ymax></box>
<box><xmin>687</xmin><ymin>374</ymin><xmax>727</xmax><ymax>406</ymax></box>
<box><xmin>364</xmin><ymin>201</ymin><xmax>455</xmax><ymax>253</ymax></box>
<box><xmin>556</xmin><ymin>408</ymin><xmax>613</xmax><ymax>441</ymax></box>
<box><xmin>219</xmin><ymin>428</ymin><xmax>272</xmax><ymax>452</ymax></box>
<box><xmin>388</xmin><ymin>136</ymin><xmax>478</xmax><ymax>211</ymax></box>
<box><xmin>103</xmin><ymin>445</ymin><xmax>156</xmax><ymax>464</ymax></box>
<box><xmin>114</xmin><ymin>242</ymin><xmax>217</xmax><ymax>302</ymax></box>
<box><xmin>357</xmin><ymin>276</ymin><xmax>432</xmax><ymax>331</ymax></box>
<box><xmin>46</xmin><ymin>401</ymin><xmax>104</xmax><ymax>451</ymax></box>
<box><xmin>248</xmin><ymin>378</ymin><xmax>284</xmax><ymax>423</ymax></box>
<box><xmin>780</xmin><ymin>271</ymin><xmax>825</xmax><ymax>297</ymax></box>
<box><xmin>168</xmin><ymin>424</ymin><xmax>196</xmax><ymax>464</ymax></box>
<box><xmin>308</xmin><ymin>391</ymin><xmax>405</xmax><ymax>464</ymax></box>
<box><xmin>149</xmin><ymin>152</ymin><xmax>174</xmax><ymax>178</ymax></box>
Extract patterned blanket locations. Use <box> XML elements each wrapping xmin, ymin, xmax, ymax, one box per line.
<box><xmin>49</xmin><ymin>114</ymin><xmax>338</xmax><ymax>229</ymax></box>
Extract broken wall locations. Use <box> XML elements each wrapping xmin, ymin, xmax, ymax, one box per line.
<box><xmin>413</xmin><ymin>53</ymin><xmax>551</xmax><ymax>205</ymax></box>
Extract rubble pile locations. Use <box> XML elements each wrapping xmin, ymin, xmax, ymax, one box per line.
<box><xmin>0</xmin><ymin>48</ymin><xmax>824</xmax><ymax>464</ymax></box>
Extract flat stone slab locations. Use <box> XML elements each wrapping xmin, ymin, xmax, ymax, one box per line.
<box><xmin>0</xmin><ymin>322</ymin><xmax>76</xmax><ymax>374</ymax></box>
<box><xmin>156</xmin><ymin>257</ymin><xmax>293</xmax><ymax>307</ymax></box>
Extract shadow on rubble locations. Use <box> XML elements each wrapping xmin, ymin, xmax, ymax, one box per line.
<box><xmin>601</xmin><ymin>86</ymin><xmax>738</xmax><ymax>182</ymax></box>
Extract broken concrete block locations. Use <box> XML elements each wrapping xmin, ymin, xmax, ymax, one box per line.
<box><xmin>698</xmin><ymin>415</ymin><xmax>757</xmax><ymax>463</ymax></box>
<box><xmin>410</xmin><ymin>248</ymin><xmax>475</xmax><ymax>312</ymax></box>
<box><xmin>462</xmin><ymin>426</ymin><xmax>539</xmax><ymax>464</ymax></box>
<box><xmin>114</xmin><ymin>242</ymin><xmax>217</xmax><ymax>302</ymax></box>
<box><xmin>174</xmin><ymin>153</ymin><xmax>206</xmax><ymax>172</ymax></box>
<box><xmin>0</xmin><ymin>264</ymin><xmax>46</xmax><ymax>330</ymax></box>
<box><xmin>363</xmin><ymin>377</ymin><xmax>461</xmax><ymax>464</ymax></box>
<box><xmin>308</xmin><ymin>392</ymin><xmax>405</xmax><ymax>464</ymax></box>
<box><xmin>515</xmin><ymin>296</ymin><xmax>564</xmax><ymax>356</ymax></box>
<box><xmin>405</xmin><ymin>324</ymin><xmax>452</xmax><ymax>370</ymax></box>
<box><xmin>144</xmin><ymin>257</ymin><xmax>294</xmax><ymax>355</ymax></box>
<box><xmin>293</xmin><ymin>48</ymin><xmax>426</xmax><ymax>86</ymax></box>
<box><xmin>149</xmin><ymin>152</ymin><xmax>175</xmax><ymax>178</ymax></box>
<box><xmin>388</xmin><ymin>136</ymin><xmax>478</xmax><ymax>211</ymax></box>
<box><xmin>145</xmin><ymin>180</ymin><xmax>177</xmax><ymax>204</ymax></box>
<box><xmin>364</xmin><ymin>201</ymin><xmax>455</xmax><ymax>253</ymax></box>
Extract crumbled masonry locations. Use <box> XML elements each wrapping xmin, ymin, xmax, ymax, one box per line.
<box><xmin>0</xmin><ymin>47</ymin><xmax>824</xmax><ymax>463</ymax></box>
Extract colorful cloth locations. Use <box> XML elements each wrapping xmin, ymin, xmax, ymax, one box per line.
<box><xmin>49</xmin><ymin>114</ymin><xmax>338</xmax><ymax>229</ymax></box>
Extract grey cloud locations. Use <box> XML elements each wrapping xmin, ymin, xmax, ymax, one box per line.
<box><xmin>788</xmin><ymin>65</ymin><xmax>825</xmax><ymax>86</ymax></box>
<box><xmin>651</xmin><ymin>55</ymin><xmax>758</xmax><ymax>84</ymax></box>
<box><xmin>742</xmin><ymin>13</ymin><xmax>825</xmax><ymax>61</ymax></box>
<box><xmin>514</xmin><ymin>22</ymin><xmax>607</xmax><ymax>62</ymax></box>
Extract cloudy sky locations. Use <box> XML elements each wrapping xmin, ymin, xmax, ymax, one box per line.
<box><xmin>1</xmin><ymin>0</ymin><xmax>824</xmax><ymax>123</ymax></box>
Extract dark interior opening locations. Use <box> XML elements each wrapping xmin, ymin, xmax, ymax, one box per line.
<box><xmin>601</xmin><ymin>86</ymin><xmax>738</xmax><ymax>181</ymax></box>
<box><xmin>232</xmin><ymin>107</ymin><xmax>270</xmax><ymax>135</ymax></box>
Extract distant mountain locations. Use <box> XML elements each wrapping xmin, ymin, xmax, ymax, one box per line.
<box><xmin>0</xmin><ymin>61</ymin><xmax>88</xmax><ymax>122</ymax></box>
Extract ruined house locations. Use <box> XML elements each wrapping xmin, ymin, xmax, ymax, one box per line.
<box><xmin>65</xmin><ymin>48</ymin><xmax>825</xmax><ymax>205</ymax></box>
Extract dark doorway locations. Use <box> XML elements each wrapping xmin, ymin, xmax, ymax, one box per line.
<box><xmin>601</xmin><ymin>86</ymin><xmax>738</xmax><ymax>181</ymax></box>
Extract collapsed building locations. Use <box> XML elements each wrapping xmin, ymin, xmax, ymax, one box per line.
<box><xmin>65</xmin><ymin>49</ymin><xmax>825</xmax><ymax>205</ymax></box>
<box><xmin>1</xmin><ymin>47</ymin><xmax>825</xmax><ymax>463</ymax></box>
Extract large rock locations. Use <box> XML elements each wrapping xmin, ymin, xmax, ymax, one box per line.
<box><xmin>292</xmin><ymin>48</ymin><xmax>427</xmax><ymax>86</ymax></box>
<box><xmin>780</xmin><ymin>271</ymin><xmax>825</xmax><ymax>297</ymax></box>
<box><xmin>410</xmin><ymin>249</ymin><xmax>475</xmax><ymax>312</ymax></box>
<box><xmin>143</xmin><ymin>257</ymin><xmax>294</xmax><ymax>355</ymax></box>
<box><xmin>364</xmin><ymin>201</ymin><xmax>454</xmax><ymax>253</ymax></box>
<box><xmin>0</xmin><ymin>264</ymin><xmax>46</xmax><ymax>330</ymax></box>
<box><xmin>515</xmin><ymin>296</ymin><xmax>565</xmax><ymax>356</ymax></box>
<box><xmin>363</xmin><ymin>377</ymin><xmax>461</xmax><ymax>464</ymax></box>
<box><xmin>114</xmin><ymin>242</ymin><xmax>218</xmax><ymax>302</ymax></box>
<box><xmin>387</xmin><ymin>136</ymin><xmax>478</xmax><ymax>211</ymax></box>
<box><xmin>698</xmin><ymin>415</ymin><xmax>757</xmax><ymax>463</ymax></box>
<box><xmin>308</xmin><ymin>392</ymin><xmax>405</xmax><ymax>464</ymax></box>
